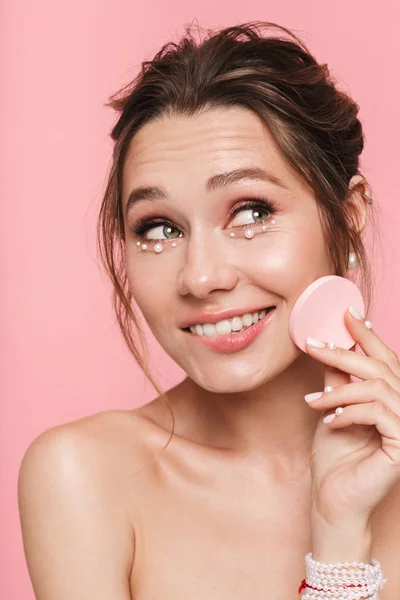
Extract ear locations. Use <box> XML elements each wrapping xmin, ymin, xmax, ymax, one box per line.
<box><xmin>346</xmin><ymin>174</ymin><xmax>371</xmax><ymax>237</ymax></box>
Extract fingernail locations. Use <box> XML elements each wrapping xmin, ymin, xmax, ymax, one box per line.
<box><xmin>324</xmin><ymin>386</ymin><xmax>333</xmax><ymax>392</ymax></box>
<box><xmin>306</xmin><ymin>337</ymin><xmax>326</xmax><ymax>349</ymax></box>
<box><xmin>323</xmin><ymin>413</ymin><xmax>336</xmax><ymax>424</ymax></box>
<box><xmin>327</xmin><ymin>343</ymin><xmax>337</xmax><ymax>350</ymax></box>
<box><xmin>348</xmin><ymin>305</ymin><xmax>363</xmax><ymax>320</ymax></box>
<box><xmin>304</xmin><ymin>391</ymin><xmax>323</xmax><ymax>403</ymax></box>
<box><xmin>365</xmin><ymin>320</ymin><xmax>373</xmax><ymax>329</ymax></box>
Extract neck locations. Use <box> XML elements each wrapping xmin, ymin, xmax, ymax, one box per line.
<box><xmin>170</xmin><ymin>352</ymin><xmax>324</xmax><ymax>472</ymax></box>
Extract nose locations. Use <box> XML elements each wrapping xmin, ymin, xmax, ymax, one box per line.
<box><xmin>177</xmin><ymin>230</ymin><xmax>238</xmax><ymax>299</ymax></box>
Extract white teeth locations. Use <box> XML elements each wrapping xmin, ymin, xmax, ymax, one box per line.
<box><xmin>231</xmin><ymin>316</ymin><xmax>243</xmax><ymax>331</ymax></box>
<box><xmin>203</xmin><ymin>323</ymin><xmax>217</xmax><ymax>337</ymax></box>
<box><xmin>215</xmin><ymin>320</ymin><xmax>231</xmax><ymax>335</ymax></box>
<box><xmin>189</xmin><ymin>308</ymin><xmax>272</xmax><ymax>337</ymax></box>
<box><xmin>242</xmin><ymin>313</ymin><xmax>254</xmax><ymax>327</ymax></box>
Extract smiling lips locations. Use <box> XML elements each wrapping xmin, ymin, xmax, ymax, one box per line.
<box><xmin>184</xmin><ymin>306</ymin><xmax>277</xmax><ymax>353</ymax></box>
<box><xmin>188</xmin><ymin>307</ymin><xmax>273</xmax><ymax>337</ymax></box>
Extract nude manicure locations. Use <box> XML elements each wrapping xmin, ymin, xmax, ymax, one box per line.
<box><xmin>323</xmin><ymin>413</ymin><xmax>336</xmax><ymax>424</ymax></box>
<box><xmin>348</xmin><ymin>305</ymin><xmax>363</xmax><ymax>320</ymax></box>
<box><xmin>306</xmin><ymin>337</ymin><xmax>326</xmax><ymax>349</ymax></box>
<box><xmin>304</xmin><ymin>392</ymin><xmax>323</xmax><ymax>403</ymax></box>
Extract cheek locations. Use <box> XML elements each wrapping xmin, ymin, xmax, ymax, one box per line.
<box><xmin>253</xmin><ymin>229</ymin><xmax>330</xmax><ymax>291</ymax></box>
<box><xmin>125</xmin><ymin>257</ymin><xmax>172</xmax><ymax>327</ymax></box>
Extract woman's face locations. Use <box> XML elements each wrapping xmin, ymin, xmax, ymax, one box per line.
<box><xmin>122</xmin><ymin>106</ymin><xmax>334</xmax><ymax>392</ymax></box>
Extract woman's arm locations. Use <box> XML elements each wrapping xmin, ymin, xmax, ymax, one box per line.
<box><xmin>309</xmin><ymin>502</ymin><xmax>400</xmax><ymax>599</ymax></box>
<box><xmin>18</xmin><ymin>427</ymin><xmax>135</xmax><ymax>600</ymax></box>
<box><xmin>311</xmin><ymin>513</ymin><xmax>372</xmax><ymax>563</ymax></box>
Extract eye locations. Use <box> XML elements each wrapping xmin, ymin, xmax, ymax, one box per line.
<box><xmin>129</xmin><ymin>218</ymin><xmax>182</xmax><ymax>241</ymax></box>
<box><xmin>227</xmin><ymin>198</ymin><xmax>277</xmax><ymax>230</ymax></box>
<box><xmin>230</xmin><ymin>204</ymin><xmax>270</xmax><ymax>228</ymax></box>
<box><xmin>143</xmin><ymin>223</ymin><xmax>182</xmax><ymax>241</ymax></box>
<box><xmin>128</xmin><ymin>197</ymin><xmax>277</xmax><ymax>242</ymax></box>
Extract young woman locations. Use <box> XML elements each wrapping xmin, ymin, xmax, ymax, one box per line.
<box><xmin>18</xmin><ymin>21</ymin><xmax>400</xmax><ymax>599</ymax></box>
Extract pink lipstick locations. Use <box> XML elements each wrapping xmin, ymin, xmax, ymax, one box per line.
<box><xmin>184</xmin><ymin>306</ymin><xmax>276</xmax><ymax>354</ymax></box>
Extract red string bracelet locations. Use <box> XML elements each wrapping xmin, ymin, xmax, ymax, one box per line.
<box><xmin>298</xmin><ymin>579</ymin><xmax>363</xmax><ymax>594</ymax></box>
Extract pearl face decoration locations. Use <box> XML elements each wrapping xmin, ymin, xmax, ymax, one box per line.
<box><xmin>137</xmin><ymin>219</ymin><xmax>274</xmax><ymax>253</ymax></box>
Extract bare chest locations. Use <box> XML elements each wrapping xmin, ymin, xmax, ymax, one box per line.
<box><xmin>92</xmin><ymin>410</ymin><xmax>400</xmax><ymax>599</ymax></box>
<box><xmin>128</xmin><ymin>473</ymin><xmax>313</xmax><ymax>600</ymax></box>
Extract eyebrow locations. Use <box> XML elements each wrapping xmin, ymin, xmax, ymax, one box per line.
<box><xmin>124</xmin><ymin>167</ymin><xmax>288</xmax><ymax>218</ymax></box>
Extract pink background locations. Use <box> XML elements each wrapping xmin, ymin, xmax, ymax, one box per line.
<box><xmin>1</xmin><ymin>1</ymin><xmax>399</xmax><ymax>597</ymax></box>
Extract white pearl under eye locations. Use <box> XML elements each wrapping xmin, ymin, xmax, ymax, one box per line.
<box><xmin>139</xmin><ymin>217</ymin><xmax>274</xmax><ymax>253</ymax></box>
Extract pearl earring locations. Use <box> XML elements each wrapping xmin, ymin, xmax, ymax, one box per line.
<box><xmin>348</xmin><ymin>251</ymin><xmax>360</xmax><ymax>270</ymax></box>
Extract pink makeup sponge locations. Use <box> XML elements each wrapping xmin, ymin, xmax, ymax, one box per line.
<box><xmin>288</xmin><ymin>275</ymin><xmax>365</xmax><ymax>352</ymax></box>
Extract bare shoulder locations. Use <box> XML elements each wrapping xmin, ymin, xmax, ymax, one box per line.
<box><xmin>18</xmin><ymin>406</ymin><xmax>166</xmax><ymax>517</ymax></box>
<box><xmin>19</xmin><ymin>409</ymin><xmax>150</xmax><ymax>480</ymax></box>
<box><xmin>17</xmin><ymin>407</ymin><xmax>162</xmax><ymax>600</ymax></box>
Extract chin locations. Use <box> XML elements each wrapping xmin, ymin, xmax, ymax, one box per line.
<box><xmin>158</xmin><ymin>326</ymin><xmax>302</xmax><ymax>393</ymax></box>
<box><xmin>198</xmin><ymin>378</ymin><xmax>268</xmax><ymax>394</ymax></box>
<box><xmin>181</xmin><ymin>359</ymin><xmax>280</xmax><ymax>394</ymax></box>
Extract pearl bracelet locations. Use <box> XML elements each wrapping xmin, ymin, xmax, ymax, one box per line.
<box><xmin>299</xmin><ymin>552</ymin><xmax>388</xmax><ymax>599</ymax></box>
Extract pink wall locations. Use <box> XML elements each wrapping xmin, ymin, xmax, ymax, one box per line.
<box><xmin>1</xmin><ymin>1</ymin><xmax>399</xmax><ymax>597</ymax></box>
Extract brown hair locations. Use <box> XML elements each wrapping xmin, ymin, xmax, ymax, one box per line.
<box><xmin>96</xmin><ymin>21</ymin><xmax>380</xmax><ymax>435</ymax></box>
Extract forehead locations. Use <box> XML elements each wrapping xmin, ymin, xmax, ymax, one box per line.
<box><xmin>121</xmin><ymin>106</ymin><xmax>303</xmax><ymax>202</ymax></box>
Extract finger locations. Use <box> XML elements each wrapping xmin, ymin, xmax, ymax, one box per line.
<box><xmin>325</xmin><ymin>402</ymin><xmax>400</xmax><ymax>502</ymax></box>
<box><xmin>345</xmin><ymin>306</ymin><xmax>400</xmax><ymax>377</ymax></box>
<box><xmin>305</xmin><ymin>378</ymin><xmax>400</xmax><ymax>417</ymax></box>
<box><xmin>323</xmin><ymin>401</ymin><xmax>400</xmax><ymax>464</ymax></box>
<box><xmin>306</xmin><ymin>341</ymin><xmax>400</xmax><ymax>395</ymax></box>
<box><xmin>324</xmin><ymin>363</ymin><xmax>350</xmax><ymax>393</ymax></box>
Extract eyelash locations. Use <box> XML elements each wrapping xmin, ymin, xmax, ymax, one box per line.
<box><xmin>128</xmin><ymin>197</ymin><xmax>278</xmax><ymax>242</ymax></box>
